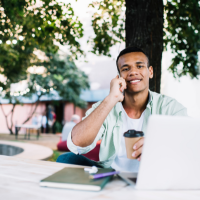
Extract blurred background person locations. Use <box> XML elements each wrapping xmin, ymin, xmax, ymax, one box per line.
<box><xmin>51</xmin><ymin>110</ymin><xmax>57</xmax><ymax>134</ymax></box>
<box><xmin>41</xmin><ymin>112</ymin><xmax>47</xmax><ymax>133</ymax></box>
<box><xmin>32</xmin><ymin>113</ymin><xmax>38</xmax><ymax>126</ymax></box>
<box><xmin>62</xmin><ymin>115</ymin><xmax>80</xmax><ymax>141</ymax></box>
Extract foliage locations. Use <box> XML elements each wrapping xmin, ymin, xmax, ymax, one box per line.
<box><xmin>165</xmin><ymin>0</ymin><xmax>200</xmax><ymax>78</ymax></box>
<box><xmin>48</xmin><ymin>150</ymin><xmax>64</xmax><ymax>162</ymax></box>
<box><xmin>54</xmin><ymin>121</ymin><xmax>62</xmax><ymax>133</ymax></box>
<box><xmin>28</xmin><ymin>53</ymin><xmax>90</xmax><ymax>108</ymax></box>
<box><xmin>89</xmin><ymin>0</ymin><xmax>200</xmax><ymax>78</ymax></box>
<box><xmin>0</xmin><ymin>0</ymin><xmax>84</xmax><ymax>85</ymax></box>
<box><xmin>88</xmin><ymin>0</ymin><xmax>125</xmax><ymax>57</ymax></box>
<box><xmin>0</xmin><ymin>0</ymin><xmax>89</xmax><ymax>134</ymax></box>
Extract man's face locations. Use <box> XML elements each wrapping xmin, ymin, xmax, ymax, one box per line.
<box><xmin>118</xmin><ymin>52</ymin><xmax>153</xmax><ymax>94</ymax></box>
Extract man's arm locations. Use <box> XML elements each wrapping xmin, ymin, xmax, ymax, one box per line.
<box><xmin>71</xmin><ymin>75</ymin><xmax>126</xmax><ymax>147</ymax></box>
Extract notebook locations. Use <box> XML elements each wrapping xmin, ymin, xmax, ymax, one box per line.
<box><xmin>40</xmin><ymin>167</ymin><xmax>114</xmax><ymax>191</ymax></box>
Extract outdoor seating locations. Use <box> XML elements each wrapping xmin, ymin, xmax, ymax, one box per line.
<box><xmin>15</xmin><ymin>124</ymin><xmax>41</xmax><ymax>140</ymax></box>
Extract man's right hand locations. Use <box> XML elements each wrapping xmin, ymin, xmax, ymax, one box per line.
<box><xmin>109</xmin><ymin>75</ymin><xmax>127</xmax><ymax>102</ymax></box>
<box><xmin>72</xmin><ymin>75</ymin><xmax>126</xmax><ymax>147</ymax></box>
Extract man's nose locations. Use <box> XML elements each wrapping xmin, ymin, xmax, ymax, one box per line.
<box><xmin>129</xmin><ymin>67</ymin><xmax>139</xmax><ymax>76</ymax></box>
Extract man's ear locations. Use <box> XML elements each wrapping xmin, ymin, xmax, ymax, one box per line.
<box><xmin>149</xmin><ymin>66</ymin><xmax>153</xmax><ymax>79</ymax></box>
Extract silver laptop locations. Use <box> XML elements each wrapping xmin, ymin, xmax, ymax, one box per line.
<box><xmin>119</xmin><ymin>115</ymin><xmax>200</xmax><ymax>190</ymax></box>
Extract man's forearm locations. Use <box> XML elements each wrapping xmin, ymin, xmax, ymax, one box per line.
<box><xmin>71</xmin><ymin>95</ymin><xmax>117</xmax><ymax>147</ymax></box>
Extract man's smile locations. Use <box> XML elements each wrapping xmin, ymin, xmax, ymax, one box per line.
<box><xmin>128</xmin><ymin>78</ymin><xmax>142</xmax><ymax>84</ymax></box>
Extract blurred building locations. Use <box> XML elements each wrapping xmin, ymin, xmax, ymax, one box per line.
<box><xmin>0</xmin><ymin>89</ymin><xmax>109</xmax><ymax>134</ymax></box>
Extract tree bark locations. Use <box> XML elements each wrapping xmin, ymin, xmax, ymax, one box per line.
<box><xmin>22</xmin><ymin>98</ymin><xmax>40</xmax><ymax>125</ymax></box>
<box><xmin>0</xmin><ymin>103</ymin><xmax>15</xmax><ymax>134</ymax></box>
<box><xmin>125</xmin><ymin>0</ymin><xmax>163</xmax><ymax>93</ymax></box>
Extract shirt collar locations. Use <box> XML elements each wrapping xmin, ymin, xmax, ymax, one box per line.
<box><xmin>147</xmin><ymin>90</ymin><xmax>153</xmax><ymax>108</ymax></box>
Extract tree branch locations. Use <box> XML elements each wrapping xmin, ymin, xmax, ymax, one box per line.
<box><xmin>0</xmin><ymin>102</ymin><xmax>12</xmax><ymax>134</ymax></box>
<box><xmin>10</xmin><ymin>104</ymin><xmax>16</xmax><ymax>134</ymax></box>
<box><xmin>22</xmin><ymin>95</ymin><xmax>41</xmax><ymax>125</ymax></box>
<box><xmin>15</xmin><ymin>95</ymin><xmax>41</xmax><ymax>133</ymax></box>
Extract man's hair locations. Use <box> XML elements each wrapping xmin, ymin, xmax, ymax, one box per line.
<box><xmin>116</xmin><ymin>46</ymin><xmax>150</xmax><ymax>73</ymax></box>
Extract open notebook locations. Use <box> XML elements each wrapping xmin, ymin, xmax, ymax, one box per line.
<box><xmin>40</xmin><ymin>167</ymin><xmax>114</xmax><ymax>191</ymax></box>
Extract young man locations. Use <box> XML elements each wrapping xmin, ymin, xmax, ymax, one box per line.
<box><xmin>57</xmin><ymin>47</ymin><xmax>187</xmax><ymax>172</ymax></box>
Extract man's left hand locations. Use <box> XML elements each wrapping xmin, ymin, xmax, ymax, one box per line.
<box><xmin>132</xmin><ymin>137</ymin><xmax>144</xmax><ymax>161</ymax></box>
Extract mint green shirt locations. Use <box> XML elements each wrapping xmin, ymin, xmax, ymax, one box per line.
<box><xmin>67</xmin><ymin>91</ymin><xmax>187</xmax><ymax>168</ymax></box>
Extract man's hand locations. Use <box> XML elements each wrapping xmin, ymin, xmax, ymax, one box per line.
<box><xmin>132</xmin><ymin>137</ymin><xmax>144</xmax><ymax>161</ymax></box>
<box><xmin>71</xmin><ymin>76</ymin><xmax>125</xmax><ymax>147</ymax></box>
<box><xmin>109</xmin><ymin>75</ymin><xmax>126</xmax><ymax>102</ymax></box>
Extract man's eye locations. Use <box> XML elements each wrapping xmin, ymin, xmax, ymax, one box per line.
<box><xmin>122</xmin><ymin>68</ymin><xmax>128</xmax><ymax>71</ymax></box>
<box><xmin>138</xmin><ymin>65</ymin><xmax>143</xmax><ymax>68</ymax></box>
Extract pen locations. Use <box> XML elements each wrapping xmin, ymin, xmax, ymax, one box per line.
<box><xmin>89</xmin><ymin>171</ymin><xmax>120</xmax><ymax>179</ymax></box>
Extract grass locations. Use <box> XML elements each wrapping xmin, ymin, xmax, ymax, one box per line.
<box><xmin>48</xmin><ymin>150</ymin><xmax>64</xmax><ymax>162</ymax></box>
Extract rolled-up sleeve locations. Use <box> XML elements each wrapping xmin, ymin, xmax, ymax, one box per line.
<box><xmin>67</xmin><ymin>101</ymin><xmax>106</xmax><ymax>155</ymax></box>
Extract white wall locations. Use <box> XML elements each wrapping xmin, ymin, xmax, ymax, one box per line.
<box><xmin>161</xmin><ymin>50</ymin><xmax>200</xmax><ymax>119</ymax></box>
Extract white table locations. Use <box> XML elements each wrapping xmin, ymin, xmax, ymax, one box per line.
<box><xmin>0</xmin><ymin>155</ymin><xmax>200</xmax><ymax>200</ymax></box>
<box><xmin>15</xmin><ymin>124</ymin><xmax>41</xmax><ymax>140</ymax></box>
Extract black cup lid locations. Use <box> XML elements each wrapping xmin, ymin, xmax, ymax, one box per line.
<box><xmin>123</xmin><ymin>129</ymin><xmax>144</xmax><ymax>138</ymax></box>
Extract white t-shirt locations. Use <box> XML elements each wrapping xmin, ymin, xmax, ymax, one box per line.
<box><xmin>42</xmin><ymin>116</ymin><xmax>47</xmax><ymax>128</ymax></box>
<box><xmin>111</xmin><ymin>104</ymin><xmax>145</xmax><ymax>172</ymax></box>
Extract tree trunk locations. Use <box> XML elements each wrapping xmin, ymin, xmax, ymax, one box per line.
<box><xmin>0</xmin><ymin>103</ymin><xmax>15</xmax><ymax>134</ymax></box>
<box><xmin>125</xmin><ymin>0</ymin><xmax>163</xmax><ymax>93</ymax></box>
